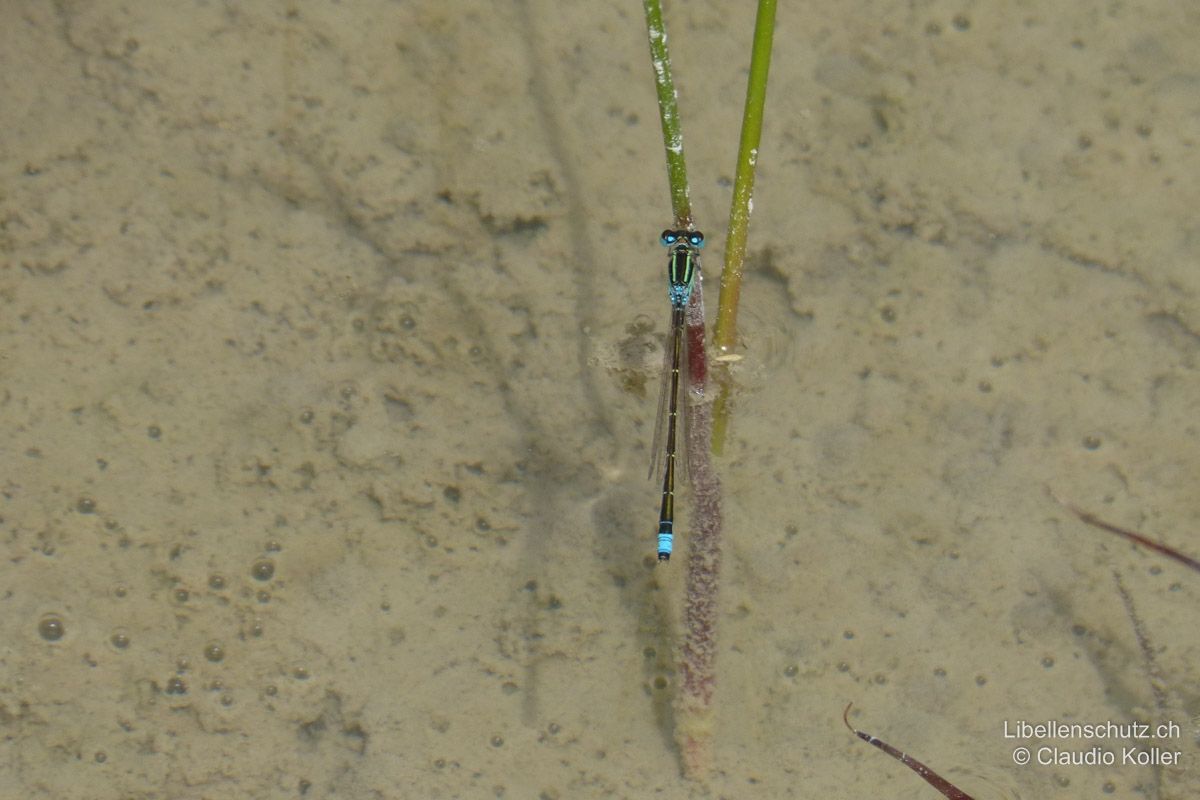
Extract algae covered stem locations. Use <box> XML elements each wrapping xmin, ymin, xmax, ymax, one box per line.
<box><xmin>674</xmin><ymin>257</ymin><xmax>723</xmax><ymax>777</ymax></box>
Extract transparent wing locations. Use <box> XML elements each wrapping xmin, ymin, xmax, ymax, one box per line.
<box><xmin>647</xmin><ymin>312</ymin><xmax>673</xmax><ymax>481</ymax></box>
<box><xmin>647</xmin><ymin>307</ymin><xmax>689</xmax><ymax>483</ymax></box>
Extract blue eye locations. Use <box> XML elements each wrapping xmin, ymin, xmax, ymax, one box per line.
<box><xmin>660</xmin><ymin>230</ymin><xmax>678</xmax><ymax>246</ymax></box>
<box><xmin>688</xmin><ymin>232</ymin><xmax>705</xmax><ymax>248</ymax></box>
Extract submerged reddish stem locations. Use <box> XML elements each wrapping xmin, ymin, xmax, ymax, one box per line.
<box><xmin>842</xmin><ymin>704</ymin><xmax>975</xmax><ymax>800</ymax></box>
<box><xmin>675</xmin><ymin>260</ymin><xmax>723</xmax><ymax>779</ymax></box>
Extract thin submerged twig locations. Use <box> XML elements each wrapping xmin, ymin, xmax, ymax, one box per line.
<box><xmin>1112</xmin><ymin>570</ymin><xmax>1171</xmax><ymax>715</ymax></box>
<box><xmin>842</xmin><ymin>704</ymin><xmax>976</xmax><ymax>800</ymax></box>
<box><xmin>1048</xmin><ymin>487</ymin><xmax>1200</xmax><ymax>574</ymax></box>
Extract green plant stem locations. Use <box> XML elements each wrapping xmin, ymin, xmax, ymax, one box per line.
<box><xmin>711</xmin><ymin>0</ymin><xmax>776</xmax><ymax>452</ymax></box>
<box><xmin>642</xmin><ymin>0</ymin><xmax>693</xmax><ymax>228</ymax></box>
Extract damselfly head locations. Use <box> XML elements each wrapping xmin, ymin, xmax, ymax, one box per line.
<box><xmin>660</xmin><ymin>229</ymin><xmax>705</xmax><ymax>249</ymax></box>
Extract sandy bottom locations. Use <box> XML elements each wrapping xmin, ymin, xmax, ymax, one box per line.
<box><xmin>2</xmin><ymin>1</ymin><xmax>1197</xmax><ymax>798</ymax></box>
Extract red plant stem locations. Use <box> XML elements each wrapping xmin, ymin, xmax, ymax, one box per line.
<box><xmin>1061</xmin><ymin>501</ymin><xmax>1200</xmax><ymax>574</ymax></box>
<box><xmin>842</xmin><ymin>704</ymin><xmax>975</xmax><ymax>800</ymax></box>
<box><xmin>676</xmin><ymin>264</ymin><xmax>723</xmax><ymax>777</ymax></box>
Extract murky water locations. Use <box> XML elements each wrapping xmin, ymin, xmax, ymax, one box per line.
<box><xmin>2</xmin><ymin>2</ymin><xmax>1197</xmax><ymax>798</ymax></box>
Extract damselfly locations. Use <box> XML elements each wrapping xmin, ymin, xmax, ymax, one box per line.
<box><xmin>651</xmin><ymin>228</ymin><xmax>704</xmax><ymax>561</ymax></box>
